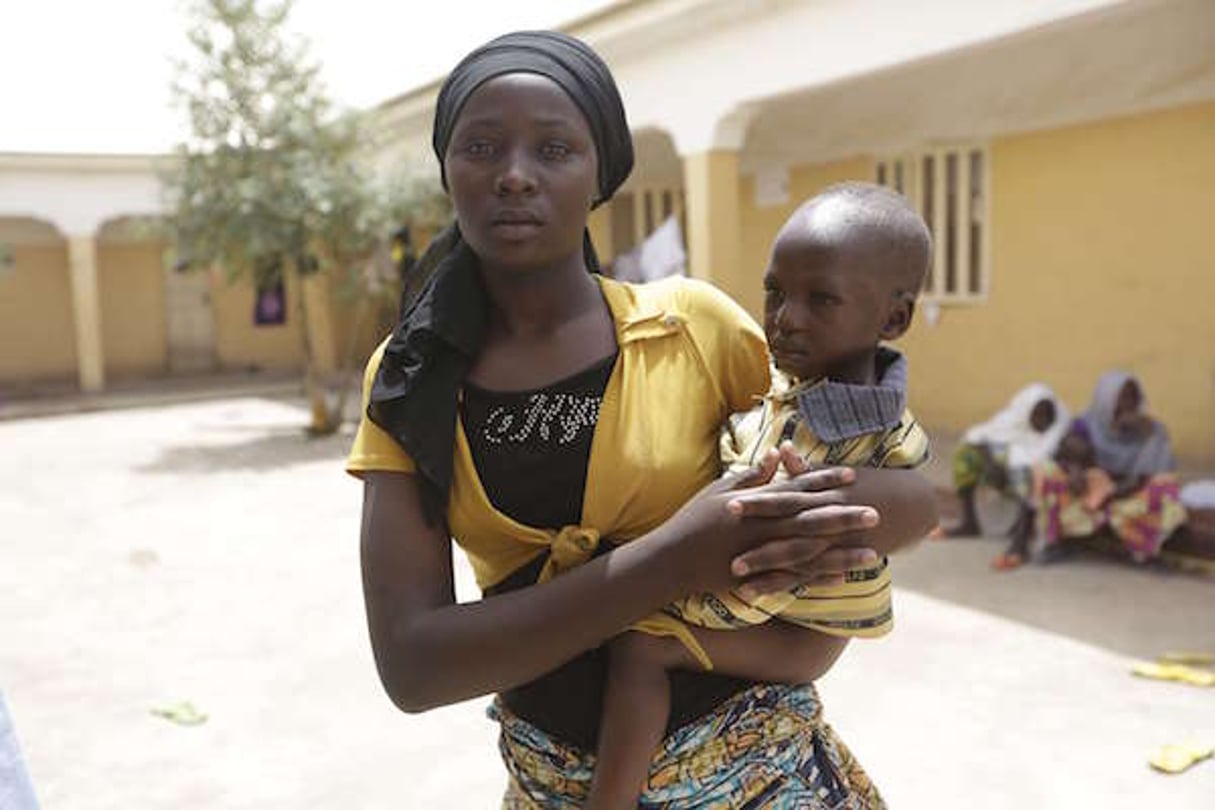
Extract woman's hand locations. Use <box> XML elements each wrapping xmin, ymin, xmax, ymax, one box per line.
<box><xmin>652</xmin><ymin>445</ymin><xmax>881</xmax><ymax>598</ymax></box>
<box><xmin>727</xmin><ymin>444</ymin><xmax>880</xmax><ymax>598</ymax></box>
<box><xmin>1067</xmin><ymin>467</ymin><xmax>1088</xmax><ymax>497</ymax></box>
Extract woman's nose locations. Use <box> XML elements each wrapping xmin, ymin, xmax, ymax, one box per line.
<box><xmin>495</xmin><ymin>148</ymin><xmax>537</xmax><ymax>195</ymax></box>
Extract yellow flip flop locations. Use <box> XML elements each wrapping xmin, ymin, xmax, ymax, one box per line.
<box><xmin>1149</xmin><ymin>743</ymin><xmax>1214</xmax><ymax>774</ymax></box>
<box><xmin>1160</xmin><ymin>651</ymin><xmax>1215</xmax><ymax>666</ymax></box>
<box><xmin>150</xmin><ymin>700</ymin><xmax>208</xmax><ymax>726</ymax></box>
<box><xmin>1131</xmin><ymin>661</ymin><xmax>1215</xmax><ymax>687</ymax></box>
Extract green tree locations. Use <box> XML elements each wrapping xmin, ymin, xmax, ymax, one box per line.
<box><xmin>162</xmin><ymin>0</ymin><xmax>447</xmax><ymax>434</ymax></box>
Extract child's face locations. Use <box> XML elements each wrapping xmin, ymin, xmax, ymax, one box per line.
<box><xmin>762</xmin><ymin>233</ymin><xmax>908</xmax><ymax>382</ymax></box>
<box><xmin>1029</xmin><ymin>399</ymin><xmax>1057</xmax><ymax>433</ymax></box>
<box><xmin>1058</xmin><ymin>432</ymin><xmax>1094</xmax><ymax>466</ymax></box>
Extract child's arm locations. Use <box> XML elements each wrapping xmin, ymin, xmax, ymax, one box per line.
<box><xmin>618</xmin><ymin>623</ymin><xmax>848</xmax><ymax>685</ymax></box>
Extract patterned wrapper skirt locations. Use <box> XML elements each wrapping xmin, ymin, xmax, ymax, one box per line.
<box><xmin>1034</xmin><ymin>461</ymin><xmax>1187</xmax><ymax>561</ymax></box>
<box><xmin>492</xmin><ymin>682</ymin><xmax>885</xmax><ymax>809</ymax></box>
<box><xmin>952</xmin><ymin>442</ymin><xmax>1033</xmax><ymax>502</ymax></box>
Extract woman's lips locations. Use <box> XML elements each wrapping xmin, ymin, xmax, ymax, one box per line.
<box><xmin>490</xmin><ymin>211</ymin><xmax>544</xmax><ymax>240</ymax></box>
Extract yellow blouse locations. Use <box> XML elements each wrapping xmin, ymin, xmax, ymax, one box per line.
<box><xmin>347</xmin><ymin>275</ymin><xmax>770</xmax><ymax>598</ymax></box>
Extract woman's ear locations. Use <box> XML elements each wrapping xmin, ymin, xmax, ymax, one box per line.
<box><xmin>880</xmin><ymin>296</ymin><xmax>915</xmax><ymax>341</ymax></box>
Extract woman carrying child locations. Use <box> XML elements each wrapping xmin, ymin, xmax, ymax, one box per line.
<box><xmin>349</xmin><ymin>31</ymin><xmax>937</xmax><ymax>808</ymax></box>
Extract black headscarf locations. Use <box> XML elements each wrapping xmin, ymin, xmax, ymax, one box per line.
<box><xmin>368</xmin><ymin>31</ymin><xmax>634</xmax><ymax>520</ymax></box>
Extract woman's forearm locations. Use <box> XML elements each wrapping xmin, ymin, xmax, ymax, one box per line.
<box><xmin>373</xmin><ymin>533</ymin><xmax>687</xmax><ymax>712</ymax></box>
<box><xmin>842</xmin><ymin>468</ymin><xmax>939</xmax><ymax>555</ymax></box>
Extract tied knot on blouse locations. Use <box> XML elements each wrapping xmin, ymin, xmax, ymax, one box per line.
<box><xmin>538</xmin><ymin>526</ymin><xmax>603</xmax><ymax>583</ymax></box>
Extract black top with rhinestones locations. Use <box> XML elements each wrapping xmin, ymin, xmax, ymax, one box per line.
<box><xmin>461</xmin><ymin>352</ymin><xmax>617</xmax><ymax>530</ymax></box>
<box><xmin>461</xmin><ymin>349</ymin><xmax>752</xmax><ymax>752</ymax></box>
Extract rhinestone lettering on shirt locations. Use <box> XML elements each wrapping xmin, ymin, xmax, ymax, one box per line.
<box><xmin>482</xmin><ymin>392</ymin><xmax>603</xmax><ymax>447</ymax></box>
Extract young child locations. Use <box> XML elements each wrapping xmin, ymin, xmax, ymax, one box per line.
<box><xmin>586</xmin><ymin>182</ymin><xmax>933</xmax><ymax>808</ymax></box>
<box><xmin>1055</xmin><ymin>430</ymin><xmax>1114</xmax><ymax>510</ymax></box>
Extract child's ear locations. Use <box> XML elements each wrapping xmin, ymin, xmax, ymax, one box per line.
<box><xmin>880</xmin><ymin>298</ymin><xmax>914</xmax><ymax>341</ymax></box>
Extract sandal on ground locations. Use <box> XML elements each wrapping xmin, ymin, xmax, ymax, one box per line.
<box><xmin>1131</xmin><ymin>661</ymin><xmax>1215</xmax><ymax>688</ymax></box>
<box><xmin>990</xmin><ymin>552</ymin><xmax>1024</xmax><ymax>571</ymax></box>
<box><xmin>1148</xmin><ymin>742</ymin><xmax>1214</xmax><ymax>774</ymax></box>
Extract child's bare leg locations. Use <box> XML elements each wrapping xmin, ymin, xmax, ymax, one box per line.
<box><xmin>587</xmin><ymin>633</ymin><xmax>677</xmax><ymax>810</ymax></box>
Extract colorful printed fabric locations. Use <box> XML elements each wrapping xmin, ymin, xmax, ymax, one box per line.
<box><xmin>1035</xmin><ymin>461</ymin><xmax>1187</xmax><ymax>561</ymax></box>
<box><xmin>952</xmin><ymin>442</ymin><xmax>1033</xmax><ymax>502</ymax></box>
<box><xmin>494</xmin><ymin>682</ymin><xmax>886</xmax><ymax>809</ymax></box>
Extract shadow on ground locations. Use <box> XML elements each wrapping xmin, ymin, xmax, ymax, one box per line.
<box><xmin>136</xmin><ymin>428</ymin><xmax>350</xmax><ymax>474</ymax></box>
<box><xmin>893</xmin><ymin>535</ymin><xmax>1214</xmax><ymax>661</ymax></box>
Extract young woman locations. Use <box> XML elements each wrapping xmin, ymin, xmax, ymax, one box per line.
<box><xmin>949</xmin><ymin>383</ymin><xmax>1067</xmax><ymax>540</ymax></box>
<box><xmin>348</xmin><ymin>31</ymin><xmax>937</xmax><ymax>807</ymax></box>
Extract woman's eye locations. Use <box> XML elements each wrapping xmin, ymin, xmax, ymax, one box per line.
<box><xmin>809</xmin><ymin>293</ymin><xmax>838</xmax><ymax>306</ymax></box>
<box><xmin>541</xmin><ymin>142</ymin><xmax>571</xmax><ymax>160</ymax></box>
<box><xmin>764</xmin><ymin>286</ymin><xmax>783</xmax><ymax>304</ymax></box>
<box><xmin>465</xmin><ymin>141</ymin><xmax>495</xmax><ymax>158</ymax></box>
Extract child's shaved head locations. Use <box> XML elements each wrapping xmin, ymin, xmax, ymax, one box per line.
<box><xmin>775</xmin><ymin>182</ymin><xmax>931</xmax><ymax>298</ymax></box>
<box><xmin>763</xmin><ymin>182</ymin><xmax>932</xmax><ymax>383</ymax></box>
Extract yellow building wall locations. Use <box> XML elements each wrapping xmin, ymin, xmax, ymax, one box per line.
<box><xmin>97</xmin><ymin>242</ymin><xmax>168</xmax><ymax>378</ymax></box>
<box><xmin>331</xmin><ymin>285</ymin><xmax>400</xmax><ymax>375</ymax></box>
<box><xmin>210</xmin><ymin>271</ymin><xmax>306</xmax><ymax>372</ymax></box>
<box><xmin>898</xmin><ymin>101</ymin><xmax>1215</xmax><ymax>463</ymax></box>
<box><xmin>0</xmin><ymin>242</ymin><xmax>78</xmax><ymax>383</ymax></box>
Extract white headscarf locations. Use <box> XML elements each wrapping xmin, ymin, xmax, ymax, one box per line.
<box><xmin>964</xmin><ymin>383</ymin><xmax>1069</xmax><ymax>469</ymax></box>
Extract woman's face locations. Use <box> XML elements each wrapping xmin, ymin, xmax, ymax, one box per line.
<box><xmin>1113</xmin><ymin>380</ymin><xmax>1144</xmax><ymax>432</ymax></box>
<box><xmin>1029</xmin><ymin>399</ymin><xmax>1057</xmax><ymax>433</ymax></box>
<box><xmin>1114</xmin><ymin>381</ymin><xmax>1141</xmax><ymax>418</ymax></box>
<box><xmin>443</xmin><ymin>73</ymin><xmax>599</xmax><ymax>273</ymax></box>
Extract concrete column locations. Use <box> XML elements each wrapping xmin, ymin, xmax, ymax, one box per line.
<box><xmin>67</xmin><ymin>234</ymin><xmax>105</xmax><ymax>392</ymax></box>
<box><xmin>682</xmin><ymin>150</ymin><xmax>744</xmax><ymax>298</ymax></box>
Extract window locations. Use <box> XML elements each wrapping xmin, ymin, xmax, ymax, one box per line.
<box><xmin>876</xmin><ymin>144</ymin><xmax>988</xmax><ymax>302</ymax></box>
<box><xmin>609</xmin><ymin>186</ymin><xmax>685</xmax><ymax>256</ymax></box>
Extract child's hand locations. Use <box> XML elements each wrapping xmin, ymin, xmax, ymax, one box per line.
<box><xmin>776</xmin><ymin>441</ymin><xmax>814</xmax><ymax>476</ymax></box>
<box><xmin>1067</xmin><ymin>469</ymin><xmax>1088</xmax><ymax>497</ymax></box>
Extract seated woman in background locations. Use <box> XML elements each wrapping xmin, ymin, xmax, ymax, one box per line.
<box><xmin>949</xmin><ymin>384</ymin><xmax>1068</xmax><ymax>539</ymax></box>
<box><xmin>996</xmin><ymin>371</ymin><xmax>1186</xmax><ymax>569</ymax></box>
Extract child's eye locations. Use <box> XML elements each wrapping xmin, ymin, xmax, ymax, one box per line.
<box><xmin>809</xmin><ymin>293</ymin><xmax>839</xmax><ymax>306</ymax></box>
<box><xmin>764</xmin><ymin>285</ymin><xmax>783</xmax><ymax>304</ymax></box>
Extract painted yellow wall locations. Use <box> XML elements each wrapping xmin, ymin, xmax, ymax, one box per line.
<box><xmin>684</xmin><ymin>151</ymin><xmax>744</xmax><ymax>302</ymax></box>
<box><xmin>898</xmin><ymin>101</ymin><xmax>1215</xmax><ymax>463</ymax></box>
<box><xmin>327</xmin><ymin>277</ymin><xmax>388</xmax><ymax>376</ymax></box>
<box><xmin>210</xmin><ymin>271</ymin><xmax>306</xmax><ymax>372</ymax></box>
<box><xmin>98</xmin><ymin>242</ymin><xmax>168</xmax><ymax>378</ymax></box>
<box><xmin>0</xmin><ymin>242</ymin><xmax>78</xmax><ymax>383</ymax></box>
